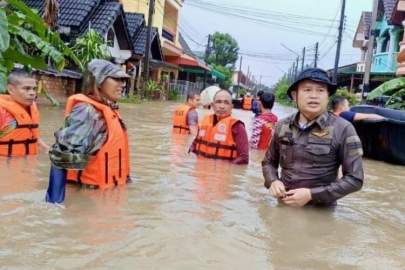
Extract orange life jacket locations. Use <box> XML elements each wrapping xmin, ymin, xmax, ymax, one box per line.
<box><xmin>243</xmin><ymin>97</ymin><xmax>252</xmax><ymax>110</ymax></box>
<box><xmin>192</xmin><ymin>114</ymin><xmax>241</xmax><ymax>160</ymax></box>
<box><xmin>64</xmin><ymin>94</ymin><xmax>130</xmax><ymax>189</ymax></box>
<box><xmin>0</xmin><ymin>95</ymin><xmax>39</xmax><ymax>157</ymax></box>
<box><xmin>173</xmin><ymin>104</ymin><xmax>194</xmax><ymax>134</ymax></box>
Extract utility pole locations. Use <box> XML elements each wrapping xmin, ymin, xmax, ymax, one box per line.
<box><xmin>301</xmin><ymin>47</ymin><xmax>306</xmax><ymax>72</ymax></box>
<box><xmin>333</xmin><ymin>0</ymin><xmax>346</xmax><ymax>84</ymax></box>
<box><xmin>247</xmin><ymin>65</ymin><xmax>250</xmax><ymax>90</ymax></box>
<box><xmin>363</xmin><ymin>0</ymin><xmax>379</xmax><ymax>102</ymax></box>
<box><xmin>314</xmin><ymin>42</ymin><xmax>319</xmax><ymax>67</ymax></box>
<box><xmin>203</xmin><ymin>34</ymin><xmax>211</xmax><ymax>90</ymax></box>
<box><xmin>292</xmin><ymin>62</ymin><xmax>296</xmax><ymax>81</ymax></box>
<box><xmin>144</xmin><ymin>0</ymin><xmax>155</xmax><ymax>82</ymax></box>
<box><xmin>238</xmin><ymin>56</ymin><xmax>243</xmax><ymax>88</ymax></box>
<box><xmin>295</xmin><ymin>57</ymin><xmax>299</xmax><ymax>78</ymax></box>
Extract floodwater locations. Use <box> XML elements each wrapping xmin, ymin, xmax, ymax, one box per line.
<box><xmin>1</xmin><ymin>102</ymin><xmax>405</xmax><ymax>270</ymax></box>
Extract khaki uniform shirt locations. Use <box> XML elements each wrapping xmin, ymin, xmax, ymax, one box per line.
<box><xmin>262</xmin><ymin>110</ymin><xmax>364</xmax><ymax>205</ymax></box>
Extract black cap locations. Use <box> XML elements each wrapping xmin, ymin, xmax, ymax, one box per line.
<box><xmin>287</xmin><ymin>68</ymin><xmax>337</xmax><ymax>99</ymax></box>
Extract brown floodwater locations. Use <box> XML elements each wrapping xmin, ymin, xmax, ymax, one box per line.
<box><xmin>1</xmin><ymin>102</ymin><xmax>404</xmax><ymax>269</ymax></box>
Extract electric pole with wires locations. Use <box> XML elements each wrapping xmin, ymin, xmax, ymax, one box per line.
<box><xmin>333</xmin><ymin>0</ymin><xmax>346</xmax><ymax>84</ymax></box>
<box><xmin>144</xmin><ymin>0</ymin><xmax>155</xmax><ymax>82</ymax></box>
<box><xmin>363</xmin><ymin>0</ymin><xmax>379</xmax><ymax>102</ymax></box>
<box><xmin>314</xmin><ymin>42</ymin><xmax>319</xmax><ymax>68</ymax></box>
<box><xmin>203</xmin><ymin>34</ymin><xmax>212</xmax><ymax>90</ymax></box>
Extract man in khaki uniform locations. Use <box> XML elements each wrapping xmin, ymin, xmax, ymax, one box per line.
<box><xmin>262</xmin><ymin>68</ymin><xmax>364</xmax><ymax>207</ymax></box>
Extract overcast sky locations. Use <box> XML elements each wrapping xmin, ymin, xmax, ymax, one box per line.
<box><xmin>179</xmin><ymin>0</ymin><xmax>371</xmax><ymax>86</ymax></box>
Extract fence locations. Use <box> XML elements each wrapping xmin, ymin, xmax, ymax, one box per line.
<box><xmin>168</xmin><ymin>80</ymin><xmax>208</xmax><ymax>100</ymax></box>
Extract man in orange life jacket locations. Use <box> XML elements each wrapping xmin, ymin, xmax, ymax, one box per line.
<box><xmin>173</xmin><ymin>93</ymin><xmax>201</xmax><ymax>136</ymax></box>
<box><xmin>0</xmin><ymin>71</ymin><xmax>49</xmax><ymax>157</ymax></box>
<box><xmin>242</xmin><ymin>92</ymin><xmax>253</xmax><ymax>110</ymax></box>
<box><xmin>190</xmin><ymin>89</ymin><xmax>249</xmax><ymax>164</ymax></box>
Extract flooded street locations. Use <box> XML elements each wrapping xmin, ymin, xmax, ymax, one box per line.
<box><xmin>1</xmin><ymin>102</ymin><xmax>405</xmax><ymax>269</ymax></box>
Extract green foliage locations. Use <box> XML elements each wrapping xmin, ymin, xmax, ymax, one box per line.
<box><xmin>208</xmin><ymin>32</ymin><xmax>239</xmax><ymax>68</ymax></box>
<box><xmin>367</xmin><ymin>78</ymin><xmax>405</xmax><ymax>100</ymax></box>
<box><xmin>119</xmin><ymin>94</ymin><xmax>142</xmax><ymax>104</ymax></box>
<box><xmin>274</xmin><ymin>75</ymin><xmax>289</xmax><ymax>100</ymax></box>
<box><xmin>143</xmin><ymin>80</ymin><xmax>164</xmax><ymax>99</ymax></box>
<box><xmin>71</xmin><ymin>29</ymin><xmax>112</xmax><ymax>66</ymax></box>
<box><xmin>168</xmin><ymin>88</ymin><xmax>180</xmax><ymax>101</ymax></box>
<box><xmin>385</xmin><ymin>89</ymin><xmax>405</xmax><ymax>109</ymax></box>
<box><xmin>161</xmin><ymin>73</ymin><xmax>170</xmax><ymax>83</ymax></box>
<box><xmin>0</xmin><ymin>0</ymin><xmax>82</xmax><ymax>95</ymax></box>
<box><xmin>237</xmin><ymin>88</ymin><xmax>247</xmax><ymax>96</ymax></box>
<box><xmin>212</xmin><ymin>64</ymin><xmax>232</xmax><ymax>89</ymax></box>
<box><xmin>328</xmin><ymin>88</ymin><xmax>359</xmax><ymax>110</ymax></box>
<box><xmin>367</xmin><ymin>78</ymin><xmax>405</xmax><ymax>110</ymax></box>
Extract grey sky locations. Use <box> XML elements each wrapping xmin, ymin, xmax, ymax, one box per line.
<box><xmin>180</xmin><ymin>0</ymin><xmax>372</xmax><ymax>86</ymax></box>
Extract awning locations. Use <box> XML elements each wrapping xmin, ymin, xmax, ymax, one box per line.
<box><xmin>149</xmin><ymin>59</ymin><xmax>183</xmax><ymax>71</ymax></box>
<box><xmin>182</xmin><ymin>67</ymin><xmax>226</xmax><ymax>80</ymax></box>
<box><xmin>165</xmin><ymin>56</ymin><xmax>210</xmax><ymax>71</ymax></box>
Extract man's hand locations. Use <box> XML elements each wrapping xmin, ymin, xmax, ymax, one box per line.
<box><xmin>270</xmin><ymin>180</ymin><xmax>286</xmax><ymax>198</ymax></box>
<box><xmin>282</xmin><ymin>188</ymin><xmax>312</xmax><ymax>207</ymax></box>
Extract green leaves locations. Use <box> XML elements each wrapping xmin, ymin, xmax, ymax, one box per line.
<box><xmin>3</xmin><ymin>47</ymin><xmax>47</xmax><ymax>70</ymax></box>
<box><xmin>367</xmin><ymin>78</ymin><xmax>405</xmax><ymax>100</ymax></box>
<box><xmin>8</xmin><ymin>24</ymin><xmax>64</xmax><ymax>68</ymax></box>
<box><xmin>71</xmin><ymin>29</ymin><xmax>112</xmax><ymax>66</ymax></box>
<box><xmin>0</xmin><ymin>9</ymin><xmax>9</xmax><ymax>51</ymax></box>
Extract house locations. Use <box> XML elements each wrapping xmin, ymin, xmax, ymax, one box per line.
<box><xmin>390</xmin><ymin>0</ymin><xmax>405</xmax><ymax>76</ymax></box>
<box><xmin>123</xmin><ymin>0</ymin><xmax>186</xmax><ymax>80</ymax></box>
<box><xmin>232</xmin><ymin>71</ymin><xmax>255</xmax><ymax>94</ymax></box>
<box><xmin>22</xmin><ymin>0</ymin><xmax>134</xmax><ymax>65</ymax></box>
<box><xmin>339</xmin><ymin>0</ymin><xmax>401</xmax><ymax>93</ymax></box>
<box><xmin>125</xmin><ymin>12</ymin><xmax>180</xmax><ymax>93</ymax></box>
<box><xmin>352</xmin><ymin>11</ymin><xmax>372</xmax><ymax>72</ymax></box>
<box><xmin>372</xmin><ymin>0</ymin><xmax>402</xmax><ymax>73</ymax></box>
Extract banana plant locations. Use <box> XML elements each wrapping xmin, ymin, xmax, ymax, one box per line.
<box><xmin>367</xmin><ymin>78</ymin><xmax>405</xmax><ymax>109</ymax></box>
<box><xmin>0</xmin><ymin>0</ymin><xmax>83</xmax><ymax>94</ymax></box>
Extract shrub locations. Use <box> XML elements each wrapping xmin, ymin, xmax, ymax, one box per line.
<box><xmin>119</xmin><ymin>94</ymin><xmax>142</xmax><ymax>104</ymax></box>
<box><xmin>328</xmin><ymin>88</ymin><xmax>359</xmax><ymax>110</ymax></box>
<box><xmin>168</xmin><ymin>89</ymin><xmax>181</xmax><ymax>101</ymax></box>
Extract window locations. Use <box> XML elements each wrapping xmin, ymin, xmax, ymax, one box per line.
<box><xmin>107</xmin><ymin>28</ymin><xmax>114</xmax><ymax>47</ymax></box>
<box><xmin>162</xmin><ymin>29</ymin><xmax>174</xmax><ymax>42</ymax></box>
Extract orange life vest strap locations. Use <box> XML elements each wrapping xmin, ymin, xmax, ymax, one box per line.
<box><xmin>173</xmin><ymin>124</ymin><xmax>190</xmax><ymax>132</ymax></box>
<box><xmin>0</xmin><ymin>138</ymin><xmax>38</xmax><ymax>157</ymax></box>
<box><xmin>194</xmin><ymin>138</ymin><xmax>237</xmax><ymax>160</ymax></box>
<box><xmin>16</xmin><ymin>124</ymin><xmax>39</xmax><ymax>129</ymax></box>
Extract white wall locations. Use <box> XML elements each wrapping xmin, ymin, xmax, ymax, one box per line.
<box><xmin>106</xmin><ymin>28</ymin><xmax>132</xmax><ymax>64</ymax></box>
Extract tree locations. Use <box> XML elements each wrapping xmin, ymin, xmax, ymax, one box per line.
<box><xmin>367</xmin><ymin>78</ymin><xmax>405</xmax><ymax>109</ymax></box>
<box><xmin>212</xmin><ymin>64</ymin><xmax>232</xmax><ymax>90</ymax></box>
<box><xmin>208</xmin><ymin>32</ymin><xmax>239</xmax><ymax>68</ymax></box>
<box><xmin>71</xmin><ymin>29</ymin><xmax>112</xmax><ymax>92</ymax></box>
<box><xmin>0</xmin><ymin>0</ymin><xmax>82</xmax><ymax>93</ymax></box>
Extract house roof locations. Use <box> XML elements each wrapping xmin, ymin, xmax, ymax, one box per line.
<box><xmin>126</xmin><ymin>13</ymin><xmax>144</xmax><ymax>32</ymax></box>
<box><xmin>363</xmin><ymin>11</ymin><xmax>372</xmax><ymax>39</ymax></box>
<box><xmin>178</xmin><ymin>33</ymin><xmax>195</xmax><ymax>58</ymax></box>
<box><xmin>20</xmin><ymin>0</ymin><xmax>100</xmax><ymax>27</ymax></box>
<box><xmin>132</xmin><ymin>26</ymin><xmax>158</xmax><ymax>56</ymax></box>
<box><xmin>79</xmin><ymin>2</ymin><xmax>121</xmax><ymax>36</ymax></box>
<box><xmin>59</xmin><ymin>0</ymin><xmax>99</xmax><ymax>27</ymax></box>
<box><xmin>383</xmin><ymin>0</ymin><xmax>397</xmax><ymax>23</ymax></box>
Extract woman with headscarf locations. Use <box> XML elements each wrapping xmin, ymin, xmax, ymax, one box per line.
<box><xmin>45</xmin><ymin>59</ymin><xmax>132</xmax><ymax>204</ymax></box>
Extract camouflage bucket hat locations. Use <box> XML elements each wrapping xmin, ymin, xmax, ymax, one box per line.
<box><xmin>87</xmin><ymin>59</ymin><xmax>130</xmax><ymax>86</ymax></box>
<box><xmin>286</xmin><ymin>68</ymin><xmax>337</xmax><ymax>99</ymax></box>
